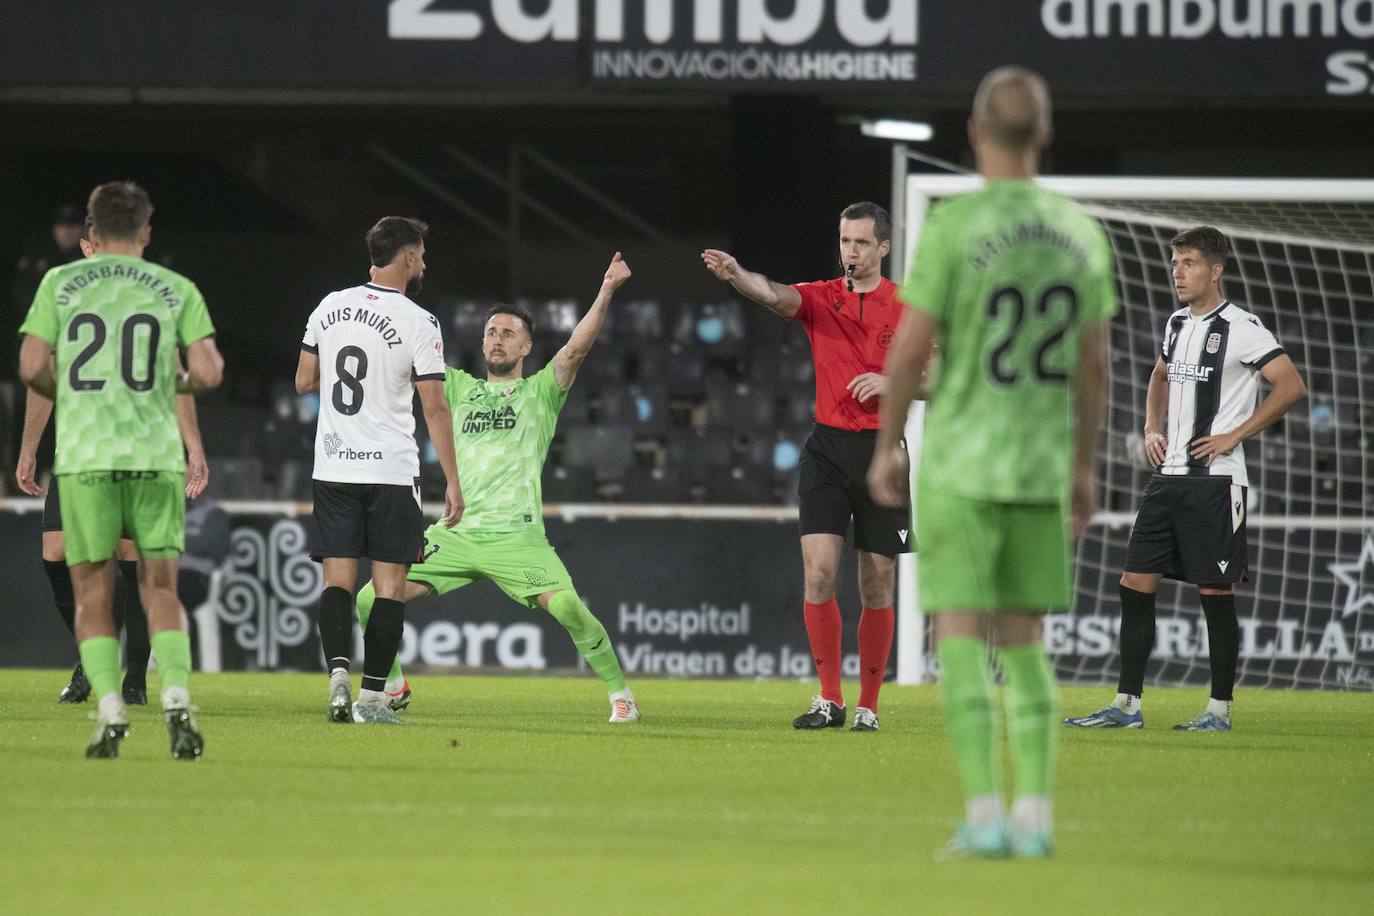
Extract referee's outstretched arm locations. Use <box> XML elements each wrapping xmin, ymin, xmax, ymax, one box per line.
<box><xmin>700</xmin><ymin>248</ymin><xmax>802</xmax><ymax>319</ymax></box>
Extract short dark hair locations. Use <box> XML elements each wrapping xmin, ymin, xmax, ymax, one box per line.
<box><xmin>1171</xmin><ymin>226</ymin><xmax>1229</xmax><ymax>267</ymax></box>
<box><xmin>839</xmin><ymin>201</ymin><xmax>892</xmax><ymax>243</ymax></box>
<box><xmin>366</xmin><ymin>216</ymin><xmax>428</xmax><ymax>268</ymax></box>
<box><xmin>486</xmin><ymin>303</ymin><xmax>536</xmax><ymax>337</ymax></box>
<box><xmin>87</xmin><ymin>181</ymin><xmax>152</xmax><ymax>241</ymax></box>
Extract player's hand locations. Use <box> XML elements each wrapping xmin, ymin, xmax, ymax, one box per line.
<box><xmin>867</xmin><ymin>445</ymin><xmax>908</xmax><ymax>508</ymax></box>
<box><xmin>602</xmin><ymin>251</ymin><xmax>631</xmax><ymax>291</ymax></box>
<box><xmin>14</xmin><ymin>451</ymin><xmax>42</xmax><ymax>496</ymax></box>
<box><xmin>701</xmin><ymin>249</ymin><xmax>740</xmax><ymax>282</ymax></box>
<box><xmin>1143</xmin><ymin>430</ymin><xmax>1167</xmax><ymax>468</ymax></box>
<box><xmin>1189</xmin><ymin>431</ymin><xmax>1241</xmax><ymax>466</ymax></box>
<box><xmin>847</xmin><ymin>373</ymin><xmax>888</xmax><ymax>404</ymax></box>
<box><xmin>1071</xmin><ymin>467</ymin><xmax>1097</xmax><ymax>539</ymax></box>
<box><xmin>185</xmin><ymin>451</ymin><xmax>209</xmax><ymax>500</ymax></box>
<box><xmin>442</xmin><ymin>480</ymin><xmax>464</xmax><ymax>529</ymax></box>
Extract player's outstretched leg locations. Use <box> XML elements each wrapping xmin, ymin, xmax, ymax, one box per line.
<box><xmin>356</xmin><ymin>582</ymin><xmax>410</xmax><ymax>711</ymax></box>
<box><xmin>999</xmin><ymin>642</ymin><xmax>1059</xmax><ymax>858</ymax></box>
<box><xmin>81</xmin><ymin>635</ymin><xmax>129</xmax><ymax>759</ymax></box>
<box><xmin>543</xmin><ymin>591</ymin><xmax>637</xmax><ymax>723</ymax></box>
<box><xmin>117</xmin><ymin>557</ymin><xmax>150</xmax><ymax>705</ymax></box>
<box><xmin>934</xmin><ymin>634</ymin><xmax>1008</xmax><ymax>860</ymax></box>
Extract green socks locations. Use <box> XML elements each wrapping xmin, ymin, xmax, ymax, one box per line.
<box><xmin>150</xmin><ymin>630</ymin><xmax>192</xmax><ymax>691</ymax></box>
<box><xmin>356</xmin><ymin>583</ymin><xmax>404</xmax><ymax>683</ymax></box>
<box><xmin>999</xmin><ymin>643</ymin><xmax>1060</xmax><ymax>798</ymax></box>
<box><xmin>78</xmin><ymin>636</ymin><xmax>122</xmax><ymax>700</ymax></box>
<box><xmin>938</xmin><ymin>636</ymin><xmax>999</xmax><ymax>799</ymax></box>
<box><xmin>547</xmin><ymin>591</ymin><xmax>626</xmax><ymax>693</ymax></box>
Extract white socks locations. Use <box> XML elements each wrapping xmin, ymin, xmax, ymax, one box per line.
<box><xmin>161</xmin><ymin>686</ymin><xmax>190</xmax><ymax>711</ymax></box>
<box><xmin>357</xmin><ymin>687</ymin><xmax>386</xmax><ymax>708</ymax></box>
<box><xmin>1112</xmin><ymin>693</ymin><xmax>1141</xmax><ymax>715</ymax></box>
<box><xmin>610</xmin><ymin>687</ymin><xmax>635</xmax><ymax>703</ymax></box>
<box><xmin>98</xmin><ymin>692</ymin><xmax>126</xmax><ymax>721</ymax></box>
<box><xmin>1011</xmin><ymin>796</ymin><xmax>1053</xmax><ymax>836</ymax></box>
<box><xmin>966</xmin><ymin>795</ymin><xmax>1004</xmax><ymax>830</ymax></box>
<box><xmin>1207</xmin><ymin>698</ymin><xmax>1232</xmax><ymax>720</ymax></box>
<box><xmin>384</xmin><ymin>677</ymin><xmax>406</xmax><ymax>694</ymax></box>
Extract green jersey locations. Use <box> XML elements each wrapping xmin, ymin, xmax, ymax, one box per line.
<box><xmin>901</xmin><ymin>180</ymin><xmax>1118</xmax><ymax>504</ymax></box>
<box><xmin>445</xmin><ymin>363</ymin><xmax>568</xmax><ymax>534</ymax></box>
<box><xmin>18</xmin><ymin>254</ymin><xmax>216</xmax><ymax>475</ymax></box>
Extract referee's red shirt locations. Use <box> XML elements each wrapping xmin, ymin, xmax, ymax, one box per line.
<box><xmin>789</xmin><ymin>276</ymin><xmax>903</xmax><ymax>431</ymax></box>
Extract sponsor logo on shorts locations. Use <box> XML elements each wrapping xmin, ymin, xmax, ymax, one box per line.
<box><xmin>522</xmin><ymin>567</ymin><xmax>558</xmax><ymax>587</ymax></box>
<box><xmin>1218</xmin><ymin>560</ymin><xmax>1230</xmax><ymax>573</ymax></box>
<box><xmin>421</xmin><ymin>539</ymin><xmax>441</xmax><ymax>563</ymax></box>
<box><xmin>77</xmin><ymin>470</ymin><xmax>159</xmax><ymax>485</ymax></box>
<box><xmin>322</xmin><ymin>433</ymin><xmax>382</xmax><ymax>460</ymax></box>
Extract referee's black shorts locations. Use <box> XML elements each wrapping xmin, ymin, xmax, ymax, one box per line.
<box><xmin>798</xmin><ymin>423</ymin><xmax>912</xmax><ymax>558</ymax></box>
<box><xmin>311</xmin><ymin>479</ymin><xmax>425</xmax><ymax>565</ymax></box>
<box><xmin>1124</xmin><ymin>474</ymin><xmax>1249</xmax><ymax>586</ymax></box>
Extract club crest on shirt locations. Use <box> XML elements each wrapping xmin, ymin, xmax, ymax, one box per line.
<box><xmin>1206</xmin><ymin>332</ymin><xmax>1222</xmax><ymax>354</ymax></box>
<box><xmin>878</xmin><ymin>326</ymin><xmax>894</xmax><ymax>349</ymax></box>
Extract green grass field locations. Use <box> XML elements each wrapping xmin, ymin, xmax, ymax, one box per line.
<box><xmin>2</xmin><ymin>670</ymin><xmax>1371</xmax><ymax>915</ymax></box>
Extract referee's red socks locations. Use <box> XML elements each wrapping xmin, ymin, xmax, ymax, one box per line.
<box><xmin>858</xmin><ymin>606</ymin><xmax>894</xmax><ymax>711</ymax></box>
<box><xmin>803</xmin><ymin>599</ymin><xmax>844</xmax><ymax>705</ymax></box>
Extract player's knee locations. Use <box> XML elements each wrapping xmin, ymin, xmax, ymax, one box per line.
<box><xmin>546</xmin><ymin>591</ymin><xmax>593</xmax><ymax>630</ymax></box>
<box><xmin>803</xmin><ymin>568</ymin><xmax>838</xmax><ymax>602</ymax></box>
<box><xmin>1120</xmin><ymin>571</ymin><xmax>1158</xmax><ymax>593</ymax></box>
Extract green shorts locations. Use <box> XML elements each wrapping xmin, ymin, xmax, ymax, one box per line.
<box><xmin>916</xmin><ymin>482</ymin><xmax>1070</xmax><ymax>614</ymax></box>
<box><xmin>407</xmin><ymin>525</ymin><xmax>575</xmax><ymax>609</ymax></box>
<box><xmin>57</xmin><ymin>470</ymin><xmax>185</xmax><ymax>567</ymax></box>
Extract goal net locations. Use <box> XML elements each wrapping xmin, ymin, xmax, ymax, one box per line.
<box><xmin>896</xmin><ymin>176</ymin><xmax>1374</xmax><ymax>691</ymax></box>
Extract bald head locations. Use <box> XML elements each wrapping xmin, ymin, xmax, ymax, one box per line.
<box><xmin>971</xmin><ymin>67</ymin><xmax>1052</xmax><ymax>152</ymax></box>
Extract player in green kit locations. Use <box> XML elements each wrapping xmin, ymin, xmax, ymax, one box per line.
<box><xmin>18</xmin><ymin>181</ymin><xmax>224</xmax><ymax>759</ymax></box>
<box><xmin>354</xmin><ymin>253</ymin><xmax>639</xmax><ymax>723</ymax></box>
<box><xmin>869</xmin><ymin>69</ymin><xmax>1114</xmax><ymax>858</ymax></box>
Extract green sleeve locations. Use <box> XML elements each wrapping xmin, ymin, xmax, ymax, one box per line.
<box><xmin>177</xmin><ymin>282</ymin><xmax>216</xmax><ymax>345</ymax></box>
<box><xmin>531</xmin><ymin>363</ymin><xmax>570</xmax><ymax>413</ymax></box>
<box><xmin>899</xmin><ymin>203</ymin><xmax>954</xmax><ymax>321</ymax></box>
<box><xmin>1092</xmin><ymin>224</ymin><xmax>1120</xmax><ymax>322</ymax></box>
<box><xmin>17</xmin><ymin>268</ymin><xmax>60</xmax><ymax>344</ymax></box>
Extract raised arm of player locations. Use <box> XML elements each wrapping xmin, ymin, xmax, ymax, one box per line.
<box><xmin>1142</xmin><ymin>357</ymin><xmax>1169</xmax><ymax>467</ymax></box>
<box><xmin>868</xmin><ymin>308</ymin><xmax>937</xmax><ymax>508</ymax></box>
<box><xmin>701</xmin><ymin>249</ymin><xmax>802</xmax><ymax>319</ymax></box>
<box><xmin>1190</xmin><ymin>354</ymin><xmax>1307</xmax><ymax>466</ymax></box>
<box><xmin>18</xmin><ymin>334</ymin><xmax>56</xmax><ymax>399</ymax></box>
<box><xmin>1072</xmin><ymin>320</ymin><xmax>1111</xmax><ymax>537</ymax></box>
<box><xmin>14</xmin><ymin>386</ymin><xmax>54</xmax><ymax>496</ymax></box>
<box><xmin>181</xmin><ymin>336</ymin><xmax>224</xmax><ymax>394</ymax></box>
<box><xmin>416</xmin><ymin>380</ymin><xmax>464</xmax><ymax>529</ymax></box>
<box><xmin>553</xmin><ymin>252</ymin><xmax>632</xmax><ymax>390</ymax></box>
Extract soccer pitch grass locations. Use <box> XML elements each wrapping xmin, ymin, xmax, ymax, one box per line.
<box><xmin>1</xmin><ymin>671</ymin><xmax>1370</xmax><ymax>915</ymax></box>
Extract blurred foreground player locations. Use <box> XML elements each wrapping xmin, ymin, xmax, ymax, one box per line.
<box><xmin>18</xmin><ymin>180</ymin><xmax>224</xmax><ymax>759</ymax></box>
<box><xmin>15</xmin><ymin>218</ymin><xmax>209</xmax><ymax>706</ymax></box>
<box><xmin>296</xmin><ymin>216</ymin><xmax>462</xmax><ymax>725</ymax></box>
<box><xmin>870</xmin><ymin>68</ymin><xmax>1115</xmax><ymax>857</ymax></box>
<box><xmin>355</xmin><ymin>253</ymin><xmax>639</xmax><ymax>724</ymax></box>
<box><xmin>702</xmin><ymin>204</ymin><xmax>909</xmax><ymax>732</ymax></box>
<box><xmin>1064</xmin><ymin>226</ymin><xmax>1306</xmax><ymax>732</ymax></box>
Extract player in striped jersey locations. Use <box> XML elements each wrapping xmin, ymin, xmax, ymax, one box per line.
<box><xmin>1065</xmin><ymin>226</ymin><xmax>1307</xmax><ymax>733</ymax></box>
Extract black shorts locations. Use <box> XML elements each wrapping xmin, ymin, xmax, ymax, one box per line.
<box><xmin>798</xmin><ymin>423</ymin><xmax>912</xmax><ymax>557</ymax></box>
<box><xmin>42</xmin><ymin>475</ymin><xmax>131</xmax><ymax>540</ymax></box>
<box><xmin>1124</xmin><ymin>474</ymin><xmax>1248</xmax><ymax>585</ymax></box>
<box><xmin>311</xmin><ymin>479</ymin><xmax>424</xmax><ymax>565</ymax></box>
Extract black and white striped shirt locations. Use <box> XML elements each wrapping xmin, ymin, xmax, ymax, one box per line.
<box><xmin>1159</xmin><ymin>300</ymin><xmax>1284</xmax><ymax>487</ymax></box>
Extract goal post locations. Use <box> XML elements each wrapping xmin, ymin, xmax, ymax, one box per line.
<box><xmin>894</xmin><ymin>171</ymin><xmax>1374</xmax><ymax>690</ymax></box>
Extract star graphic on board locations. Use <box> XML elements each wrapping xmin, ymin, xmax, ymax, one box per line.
<box><xmin>1327</xmin><ymin>535</ymin><xmax>1374</xmax><ymax>619</ymax></box>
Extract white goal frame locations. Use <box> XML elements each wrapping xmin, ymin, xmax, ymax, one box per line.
<box><xmin>892</xmin><ymin>172</ymin><xmax>1374</xmax><ymax>686</ymax></box>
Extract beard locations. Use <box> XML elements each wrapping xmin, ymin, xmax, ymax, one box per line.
<box><xmin>485</xmin><ymin>355</ymin><xmax>518</xmax><ymax>376</ymax></box>
<box><xmin>406</xmin><ymin>273</ymin><xmax>424</xmax><ymax>296</ymax></box>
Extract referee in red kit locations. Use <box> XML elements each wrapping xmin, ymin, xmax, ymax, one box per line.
<box><xmin>702</xmin><ymin>201</ymin><xmax>911</xmax><ymax>732</ymax></box>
